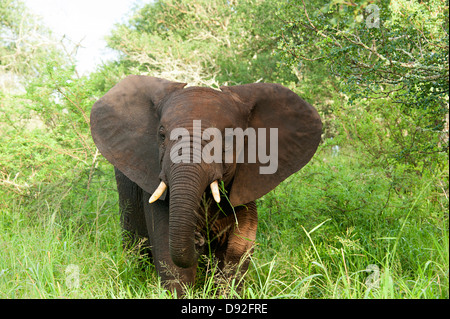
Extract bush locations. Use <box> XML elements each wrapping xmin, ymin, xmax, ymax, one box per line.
<box><xmin>1</xmin><ymin>0</ymin><xmax>448</xmax><ymax>299</ymax></box>
<box><xmin>276</xmin><ymin>0</ymin><xmax>449</xmax><ymax>170</ymax></box>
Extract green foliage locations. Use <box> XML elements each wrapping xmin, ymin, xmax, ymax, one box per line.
<box><xmin>0</xmin><ymin>0</ymin><xmax>448</xmax><ymax>299</ymax></box>
<box><xmin>106</xmin><ymin>0</ymin><xmax>296</xmax><ymax>86</ymax></box>
<box><xmin>0</xmin><ymin>0</ymin><xmax>67</xmax><ymax>80</ymax></box>
<box><xmin>0</xmin><ymin>1</ymin><xmax>113</xmax><ymax>217</ymax></box>
<box><xmin>1</xmin><ymin>145</ymin><xmax>447</xmax><ymax>298</ymax></box>
<box><xmin>254</xmin><ymin>145</ymin><xmax>448</xmax><ymax>298</ymax></box>
<box><xmin>276</xmin><ymin>0</ymin><xmax>449</xmax><ymax>170</ymax></box>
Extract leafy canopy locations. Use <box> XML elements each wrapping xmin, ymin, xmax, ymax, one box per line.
<box><xmin>276</xmin><ymin>0</ymin><xmax>449</xmax><ymax>170</ymax></box>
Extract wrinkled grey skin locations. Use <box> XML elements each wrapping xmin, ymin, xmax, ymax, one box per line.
<box><xmin>90</xmin><ymin>75</ymin><xmax>322</xmax><ymax>295</ymax></box>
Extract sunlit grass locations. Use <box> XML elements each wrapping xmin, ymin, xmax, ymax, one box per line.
<box><xmin>0</xmin><ymin>146</ymin><xmax>448</xmax><ymax>299</ymax></box>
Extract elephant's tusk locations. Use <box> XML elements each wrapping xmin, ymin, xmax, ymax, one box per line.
<box><xmin>210</xmin><ymin>180</ymin><xmax>221</xmax><ymax>203</ymax></box>
<box><xmin>149</xmin><ymin>181</ymin><xmax>167</xmax><ymax>203</ymax></box>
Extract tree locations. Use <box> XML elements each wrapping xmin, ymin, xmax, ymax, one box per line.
<box><xmin>106</xmin><ymin>0</ymin><xmax>296</xmax><ymax>86</ymax></box>
<box><xmin>277</xmin><ymin>0</ymin><xmax>449</xmax><ymax>170</ymax></box>
<box><xmin>0</xmin><ymin>0</ymin><xmax>99</xmax><ymax>209</ymax></box>
<box><xmin>0</xmin><ymin>0</ymin><xmax>69</xmax><ymax>86</ymax></box>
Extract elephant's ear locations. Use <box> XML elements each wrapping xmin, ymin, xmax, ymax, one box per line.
<box><xmin>220</xmin><ymin>83</ymin><xmax>322</xmax><ymax>207</ymax></box>
<box><xmin>90</xmin><ymin>75</ymin><xmax>186</xmax><ymax>194</ymax></box>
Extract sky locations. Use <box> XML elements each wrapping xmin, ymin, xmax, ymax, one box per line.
<box><xmin>23</xmin><ymin>0</ymin><xmax>153</xmax><ymax>75</ymax></box>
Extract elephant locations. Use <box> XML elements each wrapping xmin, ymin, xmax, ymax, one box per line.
<box><xmin>90</xmin><ymin>75</ymin><xmax>322</xmax><ymax>295</ymax></box>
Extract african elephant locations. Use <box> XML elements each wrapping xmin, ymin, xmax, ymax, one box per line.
<box><xmin>90</xmin><ymin>75</ymin><xmax>322</xmax><ymax>295</ymax></box>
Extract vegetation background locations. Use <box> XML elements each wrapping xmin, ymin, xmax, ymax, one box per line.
<box><xmin>0</xmin><ymin>0</ymin><xmax>448</xmax><ymax>298</ymax></box>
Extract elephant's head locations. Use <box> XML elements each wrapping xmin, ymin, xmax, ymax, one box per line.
<box><xmin>90</xmin><ymin>75</ymin><xmax>322</xmax><ymax>268</ymax></box>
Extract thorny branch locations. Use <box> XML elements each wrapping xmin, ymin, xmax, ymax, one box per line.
<box><xmin>292</xmin><ymin>0</ymin><xmax>449</xmax><ymax>84</ymax></box>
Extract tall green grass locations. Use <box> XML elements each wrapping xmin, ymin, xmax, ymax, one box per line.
<box><xmin>0</xmin><ymin>145</ymin><xmax>448</xmax><ymax>298</ymax></box>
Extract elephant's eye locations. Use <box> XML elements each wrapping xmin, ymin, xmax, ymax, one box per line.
<box><xmin>158</xmin><ymin>127</ymin><xmax>166</xmax><ymax>141</ymax></box>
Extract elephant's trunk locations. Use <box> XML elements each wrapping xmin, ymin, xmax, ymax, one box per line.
<box><xmin>168</xmin><ymin>165</ymin><xmax>208</xmax><ymax>268</ymax></box>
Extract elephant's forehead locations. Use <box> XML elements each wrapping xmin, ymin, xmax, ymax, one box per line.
<box><xmin>161</xmin><ymin>87</ymin><xmax>242</xmax><ymax>125</ymax></box>
<box><xmin>168</xmin><ymin>87</ymin><xmax>230</xmax><ymax>108</ymax></box>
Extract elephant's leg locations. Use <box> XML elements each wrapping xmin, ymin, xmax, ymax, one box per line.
<box><xmin>143</xmin><ymin>196</ymin><xmax>197</xmax><ymax>296</ymax></box>
<box><xmin>114</xmin><ymin>167</ymin><xmax>151</xmax><ymax>258</ymax></box>
<box><xmin>222</xmin><ymin>201</ymin><xmax>258</xmax><ymax>276</ymax></box>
